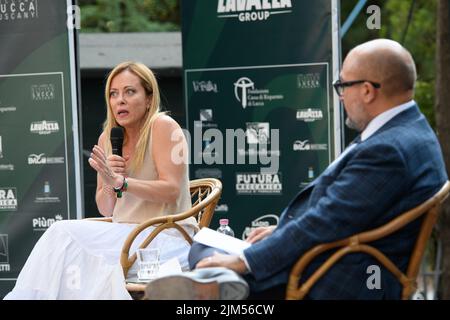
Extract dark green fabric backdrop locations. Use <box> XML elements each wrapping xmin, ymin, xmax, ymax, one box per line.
<box><xmin>0</xmin><ymin>0</ymin><xmax>81</xmax><ymax>297</ymax></box>
<box><xmin>182</xmin><ymin>0</ymin><xmax>341</xmax><ymax>239</ymax></box>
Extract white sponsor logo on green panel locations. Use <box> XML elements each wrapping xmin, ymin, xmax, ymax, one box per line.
<box><xmin>234</xmin><ymin>77</ymin><xmax>283</xmax><ymax>109</ymax></box>
<box><xmin>30</xmin><ymin>120</ymin><xmax>60</xmax><ymax>135</ymax></box>
<box><xmin>0</xmin><ymin>187</ymin><xmax>17</xmax><ymax>210</ymax></box>
<box><xmin>293</xmin><ymin>140</ymin><xmax>328</xmax><ymax>151</ymax></box>
<box><xmin>242</xmin><ymin>214</ymin><xmax>279</xmax><ymax>240</ymax></box>
<box><xmin>217</xmin><ymin>0</ymin><xmax>293</xmax><ymax>22</ymax></box>
<box><xmin>32</xmin><ymin>214</ymin><xmax>63</xmax><ymax>232</ymax></box>
<box><xmin>0</xmin><ymin>0</ymin><xmax>38</xmax><ymax>22</ymax></box>
<box><xmin>193</xmin><ymin>81</ymin><xmax>218</xmax><ymax>93</ymax></box>
<box><xmin>31</xmin><ymin>83</ymin><xmax>55</xmax><ymax>101</ymax></box>
<box><xmin>27</xmin><ymin>153</ymin><xmax>64</xmax><ymax>165</ymax></box>
<box><xmin>0</xmin><ymin>234</ymin><xmax>10</xmax><ymax>272</ymax></box>
<box><xmin>236</xmin><ymin>172</ymin><xmax>282</xmax><ymax>194</ymax></box>
<box><xmin>296</xmin><ymin>108</ymin><xmax>324</xmax><ymax>122</ymax></box>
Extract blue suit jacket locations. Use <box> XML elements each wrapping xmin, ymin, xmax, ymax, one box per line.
<box><xmin>243</xmin><ymin>104</ymin><xmax>448</xmax><ymax>299</ymax></box>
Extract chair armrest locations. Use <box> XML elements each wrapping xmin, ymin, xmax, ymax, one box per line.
<box><xmin>120</xmin><ymin>210</ymin><xmax>201</xmax><ymax>278</ymax></box>
<box><xmin>286</xmin><ymin>239</ymin><xmax>407</xmax><ymax>300</ymax></box>
<box><xmin>84</xmin><ymin>217</ymin><xmax>113</xmax><ymax>223</ymax></box>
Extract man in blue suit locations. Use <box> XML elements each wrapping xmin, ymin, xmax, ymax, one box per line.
<box><xmin>145</xmin><ymin>39</ymin><xmax>448</xmax><ymax>299</ymax></box>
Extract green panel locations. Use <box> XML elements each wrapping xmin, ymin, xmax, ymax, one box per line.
<box><xmin>182</xmin><ymin>0</ymin><xmax>339</xmax><ymax>239</ymax></box>
<box><xmin>0</xmin><ymin>0</ymin><xmax>80</xmax><ymax>297</ymax></box>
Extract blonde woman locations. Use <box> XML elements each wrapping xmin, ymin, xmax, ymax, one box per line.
<box><xmin>4</xmin><ymin>62</ymin><xmax>196</xmax><ymax>300</ymax></box>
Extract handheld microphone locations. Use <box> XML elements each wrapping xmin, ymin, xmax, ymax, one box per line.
<box><xmin>110</xmin><ymin>127</ymin><xmax>124</xmax><ymax>157</ymax></box>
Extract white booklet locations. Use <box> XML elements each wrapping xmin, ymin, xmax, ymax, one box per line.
<box><xmin>193</xmin><ymin>227</ymin><xmax>251</xmax><ymax>255</ymax></box>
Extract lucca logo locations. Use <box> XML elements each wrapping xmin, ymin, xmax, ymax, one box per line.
<box><xmin>0</xmin><ymin>0</ymin><xmax>39</xmax><ymax>22</ymax></box>
<box><xmin>31</xmin><ymin>84</ymin><xmax>55</xmax><ymax>101</ymax></box>
<box><xmin>217</xmin><ymin>0</ymin><xmax>293</xmax><ymax>22</ymax></box>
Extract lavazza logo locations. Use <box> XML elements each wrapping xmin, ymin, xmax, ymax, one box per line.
<box><xmin>236</xmin><ymin>173</ymin><xmax>282</xmax><ymax>195</ymax></box>
<box><xmin>296</xmin><ymin>108</ymin><xmax>324</xmax><ymax>122</ymax></box>
<box><xmin>0</xmin><ymin>187</ymin><xmax>17</xmax><ymax>211</ymax></box>
<box><xmin>33</xmin><ymin>214</ymin><xmax>63</xmax><ymax>231</ymax></box>
<box><xmin>31</xmin><ymin>83</ymin><xmax>55</xmax><ymax>101</ymax></box>
<box><xmin>217</xmin><ymin>0</ymin><xmax>293</xmax><ymax>22</ymax></box>
<box><xmin>0</xmin><ymin>0</ymin><xmax>38</xmax><ymax>22</ymax></box>
<box><xmin>234</xmin><ymin>77</ymin><xmax>283</xmax><ymax>109</ymax></box>
<box><xmin>28</xmin><ymin>153</ymin><xmax>64</xmax><ymax>165</ymax></box>
<box><xmin>30</xmin><ymin>120</ymin><xmax>60</xmax><ymax>135</ymax></box>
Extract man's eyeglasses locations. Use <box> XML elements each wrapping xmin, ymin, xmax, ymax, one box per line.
<box><xmin>333</xmin><ymin>79</ymin><xmax>381</xmax><ymax>96</ymax></box>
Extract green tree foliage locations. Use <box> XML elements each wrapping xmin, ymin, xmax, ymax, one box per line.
<box><xmin>78</xmin><ymin>0</ymin><xmax>180</xmax><ymax>32</ymax></box>
<box><xmin>341</xmin><ymin>0</ymin><xmax>437</xmax><ymax>127</ymax></box>
<box><xmin>381</xmin><ymin>0</ymin><xmax>437</xmax><ymax>127</ymax></box>
<box><xmin>79</xmin><ymin>0</ymin><xmax>436</xmax><ymax>126</ymax></box>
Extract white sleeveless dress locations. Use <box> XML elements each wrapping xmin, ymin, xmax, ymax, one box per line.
<box><xmin>4</xmin><ymin>123</ymin><xmax>197</xmax><ymax>300</ymax></box>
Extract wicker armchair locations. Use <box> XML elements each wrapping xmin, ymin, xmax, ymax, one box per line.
<box><xmin>286</xmin><ymin>181</ymin><xmax>450</xmax><ymax>300</ymax></box>
<box><xmin>86</xmin><ymin>178</ymin><xmax>222</xmax><ymax>295</ymax></box>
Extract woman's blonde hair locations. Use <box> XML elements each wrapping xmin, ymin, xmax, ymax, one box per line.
<box><xmin>103</xmin><ymin>61</ymin><xmax>164</xmax><ymax>172</ymax></box>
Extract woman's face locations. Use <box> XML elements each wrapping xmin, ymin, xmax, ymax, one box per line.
<box><xmin>109</xmin><ymin>70</ymin><xmax>151</xmax><ymax>129</ymax></box>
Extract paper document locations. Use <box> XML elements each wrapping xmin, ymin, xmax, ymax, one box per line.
<box><xmin>157</xmin><ymin>257</ymin><xmax>183</xmax><ymax>277</ymax></box>
<box><xmin>193</xmin><ymin>227</ymin><xmax>251</xmax><ymax>255</ymax></box>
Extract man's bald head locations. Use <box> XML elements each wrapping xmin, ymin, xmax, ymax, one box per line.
<box><xmin>344</xmin><ymin>39</ymin><xmax>416</xmax><ymax>98</ymax></box>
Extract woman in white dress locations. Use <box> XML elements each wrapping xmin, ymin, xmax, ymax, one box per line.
<box><xmin>4</xmin><ymin>61</ymin><xmax>196</xmax><ymax>300</ymax></box>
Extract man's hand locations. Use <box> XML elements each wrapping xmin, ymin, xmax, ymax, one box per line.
<box><xmin>196</xmin><ymin>252</ymin><xmax>248</xmax><ymax>274</ymax></box>
<box><xmin>245</xmin><ymin>226</ymin><xmax>276</xmax><ymax>244</ymax></box>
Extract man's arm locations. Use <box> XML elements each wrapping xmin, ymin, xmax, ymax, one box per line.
<box><xmin>244</xmin><ymin>142</ymin><xmax>409</xmax><ymax>281</ymax></box>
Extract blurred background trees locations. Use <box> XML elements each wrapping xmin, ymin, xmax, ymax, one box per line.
<box><xmin>78</xmin><ymin>0</ymin><xmax>437</xmax><ymax>127</ymax></box>
<box><xmin>78</xmin><ymin>0</ymin><xmax>180</xmax><ymax>32</ymax></box>
<box><xmin>341</xmin><ymin>0</ymin><xmax>436</xmax><ymax>127</ymax></box>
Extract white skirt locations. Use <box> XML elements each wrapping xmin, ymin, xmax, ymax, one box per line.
<box><xmin>3</xmin><ymin>219</ymin><xmax>193</xmax><ymax>300</ymax></box>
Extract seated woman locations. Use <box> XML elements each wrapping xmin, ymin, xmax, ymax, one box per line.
<box><xmin>4</xmin><ymin>61</ymin><xmax>196</xmax><ymax>300</ymax></box>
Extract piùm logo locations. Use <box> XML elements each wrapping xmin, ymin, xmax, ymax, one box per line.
<box><xmin>217</xmin><ymin>0</ymin><xmax>292</xmax><ymax>22</ymax></box>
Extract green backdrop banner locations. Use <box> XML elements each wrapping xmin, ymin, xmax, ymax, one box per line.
<box><xmin>182</xmin><ymin>0</ymin><xmax>341</xmax><ymax>239</ymax></box>
<box><xmin>0</xmin><ymin>0</ymin><xmax>82</xmax><ymax>297</ymax></box>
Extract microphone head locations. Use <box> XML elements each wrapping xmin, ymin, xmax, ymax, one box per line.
<box><xmin>111</xmin><ymin>126</ymin><xmax>124</xmax><ymax>139</ymax></box>
<box><xmin>110</xmin><ymin>127</ymin><xmax>124</xmax><ymax>156</ymax></box>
